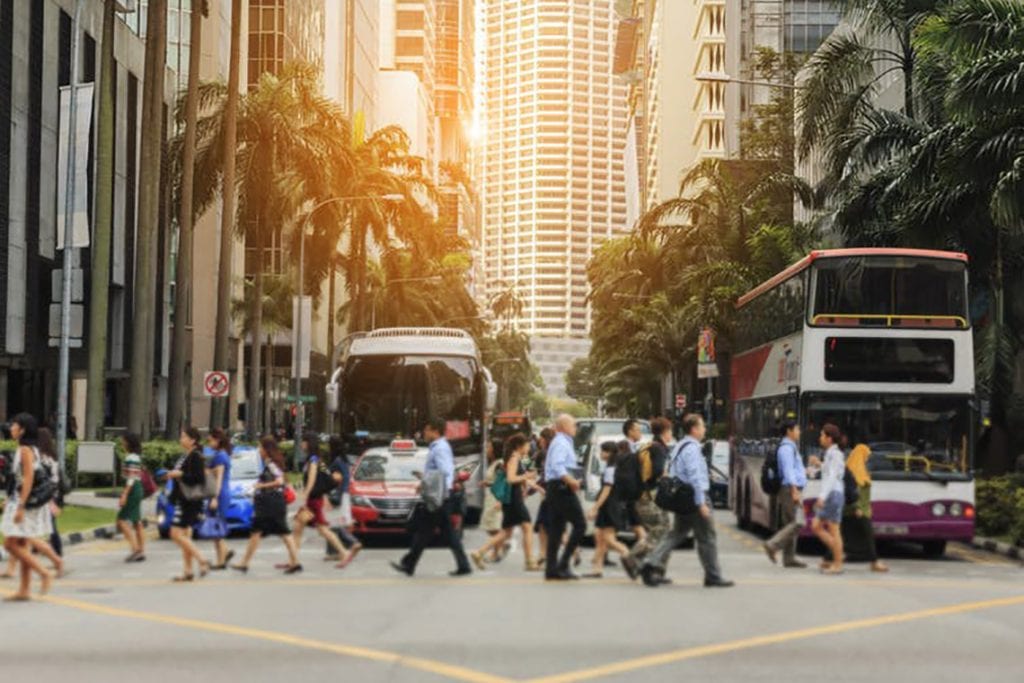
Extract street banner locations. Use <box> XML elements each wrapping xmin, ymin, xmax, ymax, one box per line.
<box><xmin>697</xmin><ymin>327</ymin><xmax>720</xmax><ymax>379</ymax></box>
<box><xmin>292</xmin><ymin>295</ymin><xmax>312</xmax><ymax>379</ymax></box>
<box><xmin>57</xmin><ymin>83</ymin><xmax>94</xmax><ymax>249</ymax></box>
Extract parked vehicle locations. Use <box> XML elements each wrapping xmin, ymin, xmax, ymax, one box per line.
<box><xmin>156</xmin><ymin>447</ymin><xmax>263</xmax><ymax>539</ymax></box>
<box><xmin>704</xmin><ymin>440</ymin><xmax>730</xmax><ymax>508</ymax></box>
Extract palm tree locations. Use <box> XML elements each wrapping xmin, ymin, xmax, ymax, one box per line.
<box><xmin>189</xmin><ymin>63</ymin><xmax>352</xmax><ymax>437</ymax></box>
<box><xmin>210</xmin><ymin>0</ymin><xmax>241</xmax><ymax>430</ymax></box>
<box><xmin>128</xmin><ymin>0</ymin><xmax>167</xmax><ymax>437</ymax></box>
<box><xmin>166</xmin><ymin>0</ymin><xmax>207</xmax><ymax>438</ymax></box>
<box><xmin>85</xmin><ymin>0</ymin><xmax>116</xmax><ymax>439</ymax></box>
<box><xmin>232</xmin><ymin>273</ymin><xmax>294</xmax><ymax>435</ymax></box>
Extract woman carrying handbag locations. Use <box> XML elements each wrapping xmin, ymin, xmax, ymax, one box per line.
<box><xmin>232</xmin><ymin>437</ymin><xmax>302</xmax><ymax>574</ymax></box>
<box><xmin>165</xmin><ymin>427</ymin><xmax>211</xmax><ymax>582</ymax></box>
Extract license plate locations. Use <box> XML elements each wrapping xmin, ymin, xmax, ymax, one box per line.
<box><xmin>877</xmin><ymin>524</ymin><xmax>909</xmax><ymax>535</ymax></box>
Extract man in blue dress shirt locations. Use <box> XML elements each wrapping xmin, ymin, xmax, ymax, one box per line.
<box><xmin>640</xmin><ymin>414</ymin><xmax>733</xmax><ymax>588</ymax></box>
<box><xmin>392</xmin><ymin>417</ymin><xmax>472</xmax><ymax>577</ymax></box>
<box><xmin>544</xmin><ymin>414</ymin><xmax>586</xmax><ymax>580</ymax></box>
<box><xmin>764</xmin><ymin>420</ymin><xmax>808</xmax><ymax>568</ymax></box>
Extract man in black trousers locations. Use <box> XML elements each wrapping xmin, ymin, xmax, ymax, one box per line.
<box><xmin>544</xmin><ymin>414</ymin><xmax>586</xmax><ymax>580</ymax></box>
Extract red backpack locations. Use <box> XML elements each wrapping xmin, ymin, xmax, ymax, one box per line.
<box><xmin>140</xmin><ymin>468</ymin><xmax>158</xmax><ymax>498</ymax></box>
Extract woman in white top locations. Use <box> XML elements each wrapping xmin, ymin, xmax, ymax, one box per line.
<box><xmin>584</xmin><ymin>441</ymin><xmax>633</xmax><ymax>578</ymax></box>
<box><xmin>812</xmin><ymin>423</ymin><xmax>846</xmax><ymax>575</ymax></box>
<box><xmin>1</xmin><ymin>413</ymin><xmax>54</xmax><ymax>600</ymax></box>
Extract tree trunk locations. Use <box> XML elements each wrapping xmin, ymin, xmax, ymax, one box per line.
<box><xmin>264</xmin><ymin>332</ymin><xmax>273</xmax><ymax>436</ymax></box>
<box><xmin>85</xmin><ymin>0</ymin><xmax>115</xmax><ymax>439</ymax></box>
<box><xmin>327</xmin><ymin>261</ymin><xmax>336</xmax><ymax>363</ymax></box>
<box><xmin>903</xmin><ymin>33</ymin><xmax>915</xmax><ymax>121</ymax></box>
<box><xmin>128</xmin><ymin>0</ymin><xmax>167</xmax><ymax>438</ymax></box>
<box><xmin>167</xmin><ymin>3</ymin><xmax>203</xmax><ymax>438</ymax></box>
<box><xmin>211</xmin><ymin>0</ymin><xmax>241</xmax><ymax>429</ymax></box>
<box><xmin>248</xmin><ymin>240</ymin><xmax>264</xmax><ymax>439</ymax></box>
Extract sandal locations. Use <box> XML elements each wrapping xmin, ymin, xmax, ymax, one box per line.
<box><xmin>284</xmin><ymin>564</ymin><xmax>303</xmax><ymax>575</ymax></box>
<box><xmin>335</xmin><ymin>555</ymin><xmax>354</xmax><ymax>570</ymax></box>
<box><xmin>3</xmin><ymin>593</ymin><xmax>31</xmax><ymax>602</ymax></box>
<box><xmin>230</xmin><ymin>564</ymin><xmax>248</xmax><ymax>574</ymax></box>
<box><xmin>871</xmin><ymin>562</ymin><xmax>890</xmax><ymax>573</ymax></box>
<box><xmin>582</xmin><ymin>571</ymin><xmax>603</xmax><ymax>579</ymax></box>
<box><xmin>172</xmin><ymin>574</ymin><xmax>195</xmax><ymax>582</ymax></box>
<box><xmin>198</xmin><ymin>562</ymin><xmax>211</xmax><ymax>578</ymax></box>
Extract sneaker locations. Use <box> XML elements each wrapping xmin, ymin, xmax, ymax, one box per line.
<box><xmin>763</xmin><ymin>542</ymin><xmax>778</xmax><ymax>565</ymax></box>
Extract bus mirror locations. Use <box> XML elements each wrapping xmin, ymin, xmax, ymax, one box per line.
<box><xmin>325</xmin><ymin>382</ymin><xmax>340</xmax><ymax>413</ymax></box>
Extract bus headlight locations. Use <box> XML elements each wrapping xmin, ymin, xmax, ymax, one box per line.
<box><xmin>949</xmin><ymin>502</ymin><xmax>963</xmax><ymax>517</ymax></box>
<box><xmin>931</xmin><ymin>502</ymin><xmax>947</xmax><ymax>517</ymax></box>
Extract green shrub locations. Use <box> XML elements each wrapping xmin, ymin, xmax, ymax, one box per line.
<box><xmin>975</xmin><ymin>476</ymin><xmax>1017</xmax><ymax>537</ymax></box>
<box><xmin>1011</xmin><ymin>489</ymin><xmax>1024</xmax><ymax>546</ymax></box>
<box><xmin>0</xmin><ymin>438</ymin><xmax>186</xmax><ymax>486</ymax></box>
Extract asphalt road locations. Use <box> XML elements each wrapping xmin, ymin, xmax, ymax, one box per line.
<box><xmin>2</xmin><ymin>511</ymin><xmax>1022</xmax><ymax>683</ymax></box>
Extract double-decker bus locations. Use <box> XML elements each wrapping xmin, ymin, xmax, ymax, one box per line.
<box><xmin>729</xmin><ymin>249</ymin><xmax>975</xmax><ymax>556</ymax></box>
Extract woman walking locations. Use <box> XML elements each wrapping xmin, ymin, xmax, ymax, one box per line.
<box><xmin>31</xmin><ymin>428</ymin><xmax>65</xmax><ymax>576</ymax></box>
<box><xmin>532</xmin><ymin>427</ymin><xmax>554</xmax><ymax>565</ymax></box>
<box><xmin>166</xmin><ymin>427</ymin><xmax>210</xmax><ymax>582</ymax></box>
<box><xmin>232</xmin><ymin>437</ymin><xmax>301</xmax><ymax>574</ymax></box>
<box><xmin>843</xmin><ymin>442</ymin><xmax>888</xmax><ymax>572</ymax></box>
<box><xmin>117</xmin><ymin>433</ymin><xmax>147</xmax><ymax>562</ymax></box>
<box><xmin>479</xmin><ymin>441</ymin><xmax>505</xmax><ymax>562</ymax></box>
<box><xmin>205</xmin><ymin>429</ymin><xmax>234</xmax><ymax>569</ymax></box>
<box><xmin>1</xmin><ymin>413</ymin><xmax>54</xmax><ymax>600</ymax></box>
<box><xmin>470</xmin><ymin>434</ymin><xmax>542</xmax><ymax>571</ymax></box>
<box><xmin>812</xmin><ymin>424</ymin><xmax>845</xmax><ymax>575</ymax></box>
<box><xmin>584</xmin><ymin>441</ymin><xmax>635</xmax><ymax>578</ymax></box>
<box><xmin>292</xmin><ymin>434</ymin><xmax>351</xmax><ymax>568</ymax></box>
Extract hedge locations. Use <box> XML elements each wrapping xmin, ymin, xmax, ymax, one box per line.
<box><xmin>975</xmin><ymin>475</ymin><xmax>1024</xmax><ymax>545</ymax></box>
<box><xmin>0</xmin><ymin>439</ymin><xmax>187</xmax><ymax>486</ymax></box>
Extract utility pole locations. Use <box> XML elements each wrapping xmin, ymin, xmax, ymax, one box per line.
<box><xmin>57</xmin><ymin>0</ymin><xmax>84</xmax><ymax>470</ymax></box>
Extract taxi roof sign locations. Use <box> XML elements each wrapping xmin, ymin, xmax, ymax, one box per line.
<box><xmin>390</xmin><ymin>439</ymin><xmax>417</xmax><ymax>452</ymax></box>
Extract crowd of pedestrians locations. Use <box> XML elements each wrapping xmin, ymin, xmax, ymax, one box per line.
<box><xmin>0</xmin><ymin>407</ymin><xmax>893</xmax><ymax>600</ymax></box>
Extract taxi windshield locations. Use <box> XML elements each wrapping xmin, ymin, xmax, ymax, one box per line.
<box><xmin>354</xmin><ymin>454</ymin><xmax>424</xmax><ymax>483</ymax></box>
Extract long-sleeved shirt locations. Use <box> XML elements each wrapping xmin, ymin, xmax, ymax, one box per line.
<box><xmin>544</xmin><ymin>432</ymin><xmax>576</xmax><ymax>482</ymax></box>
<box><xmin>818</xmin><ymin>444</ymin><xmax>845</xmax><ymax>502</ymax></box>
<box><xmin>669</xmin><ymin>436</ymin><xmax>709</xmax><ymax>507</ymax></box>
<box><xmin>425</xmin><ymin>437</ymin><xmax>455</xmax><ymax>491</ymax></box>
<box><xmin>777</xmin><ymin>437</ymin><xmax>807</xmax><ymax>489</ymax></box>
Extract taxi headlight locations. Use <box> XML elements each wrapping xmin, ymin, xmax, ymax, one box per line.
<box><xmin>931</xmin><ymin>502</ymin><xmax>947</xmax><ymax>517</ymax></box>
<box><xmin>351</xmin><ymin>495</ymin><xmax>372</xmax><ymax>508</ymax></box>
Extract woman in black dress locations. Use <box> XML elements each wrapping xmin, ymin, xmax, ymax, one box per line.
<box><xmin>232</xmin><ymin>437</ymin><xmax>302</xmax><ymax>574</ymax></box>
<box><xmin>165</xmin><ymin>427</ymin><xmax>210</xmax><ymax>582</ymax></box>
<box><xmin>470</xmin><ymin>434</ymin><xmax>543</xmax><ymax>571</ymax></box>
<box><xmin>585</xmin><ymin>440</ymin><xmax>632</xmax><ymax>578</ymax></box>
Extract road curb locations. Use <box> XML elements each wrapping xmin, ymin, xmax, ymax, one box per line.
<box><xmin>971</xmin><ymin>536</ymin><xmax>1022</xmax><ymax>561</ymax></box>
<box><xmin>62</xmin><ymin>519</ymin><xmax>150</xmax><ymax>548</ymax></box>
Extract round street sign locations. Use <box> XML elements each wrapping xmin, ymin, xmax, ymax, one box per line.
<box><xmin>203</xmin><ymin>371</ymin><xmax>230</xmax><ymax>398</ymax></box>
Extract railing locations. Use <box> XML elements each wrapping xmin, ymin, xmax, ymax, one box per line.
<box><xmin>810</xmin><ymin>313</ymin><xmax>969</xmax><ymax>329</ymax></box>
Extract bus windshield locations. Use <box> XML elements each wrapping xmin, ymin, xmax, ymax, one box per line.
<box><xmin>802</xmin><ymin>394</ymin><xmax>972</xmax><ymax>480</ymax></box>
<box><xmin>341</xmin><ymin>355</ymin><xmax>482</xmax><ymax>453</ymax></box>
<box><xmin>811</xmin><ymin>256</ymin><xmax>967</xmax><ymax>326</ymax></box>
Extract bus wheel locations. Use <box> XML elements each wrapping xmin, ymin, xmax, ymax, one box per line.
<box><xmin>922</xmin><ymin>540</ymin><xmax>947</xmax><ymax>558</ymax></box>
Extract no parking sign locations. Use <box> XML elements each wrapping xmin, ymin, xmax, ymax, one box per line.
<box><xmin>203</xmin><ymin>371</ymin><xmax>230</xmax><ymax>398</ymax></box>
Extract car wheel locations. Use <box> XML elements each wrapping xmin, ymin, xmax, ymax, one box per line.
<box><xmin>922</xmin><ymin>540</ymin><xmax>947</xmax><ymax>558</ymax></box>
<box><xmin>158</xmin><ymin>527</ymin><xmax>170</xmax><ymax>540</ymax></box>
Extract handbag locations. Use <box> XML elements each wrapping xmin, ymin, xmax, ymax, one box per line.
<box><xmin>22</xmin><ymin>448</ymin><xmax>57</xmax><ymax>510</ymax></box>
<box><xmin>198</xmin><ymin>515</ymin><xmax>228</xmax><ymax>538</ymax></box>
<box><xmin>653</xmin><ymin>441</ymin><xmax>698</xmax><ymax>515</ymax></box>
<box><xmin>284</xmin><ymin>485</ymin><xmax>297</xmax><ymax>505</ymax></box>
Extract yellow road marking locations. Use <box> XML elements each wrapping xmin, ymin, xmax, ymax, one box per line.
<box><xmin>42</xmin><ymin>594</ymin><xmax>512</xmax><ymax>683</ymax></box>
<box><xmin>525</xmin><ymin>594</ymin><xmax>1024</xmax><ymax>683</ymax></box>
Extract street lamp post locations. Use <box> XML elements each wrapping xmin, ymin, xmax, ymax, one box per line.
<box><xmin>292</xmin><ymin>193</ymin><xmax>402</xmax><ymax>461</ymax></box>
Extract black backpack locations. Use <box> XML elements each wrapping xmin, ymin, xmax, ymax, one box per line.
<box><xmin>613</xmin><ymin>449</ymin><xmax>643</xmax><ymax>502</ymax></box>
<box><xmin>760</xmin><ymin>446</ymin><xmax>782</xmax><ymax>495</ymax></box>
<box><xmin>843</xmin><ymin>467</ymin><xmax>860</xmax><ymax>505</ymax></box>
<box><xmin>308</xmin><ymin>457</ymin><xmax>334</xmax><ymax>498</ymax></box>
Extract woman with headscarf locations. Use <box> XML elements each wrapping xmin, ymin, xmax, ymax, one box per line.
<box><xmin>843</xmin><ymin>442</ymin><xmax>888</xmax><ymax>572</ymax></box>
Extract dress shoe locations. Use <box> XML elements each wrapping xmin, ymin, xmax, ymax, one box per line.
<box><xmin>390</xmin><ymin>561</ymin><xmax>413</xmax><ymax>577</ymax></box>
<box><xmin>640</xmin><ymin>565</ymin><xmax>664</xmax><ymax>588</ymax></box>
<box><xmin>449</xmin><ymin>567</ymin><xmax>473</xmax><ymax>577</ymax></box>
<box><xmin>783</xmin><ymin>560</ymin><xmax>807</xmax><ymax>569</ymax></box>
<box><xmin>704</xmin><ymin>577</ymin><xmax>735</xmax><ymax>588</ymax></box>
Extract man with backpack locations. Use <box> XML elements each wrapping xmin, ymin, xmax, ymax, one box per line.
<box><xmin>763</xmin><ymin>420</ymin><xmax>808</xmax><ymax>568</ymax></box>
<box><xmin>392</xmin><ymin>418</ymin><xmax>472</xmax><ymax>577</ymax></box>
<box><xmin>639</xmin><ymin>414</ymin><xmax>733</xmax><ymax>588</ymax></box>
<box><xmin>623</xmin><ymin>417</ymin><xmax>673</xmax><ymax>576</ymax></box>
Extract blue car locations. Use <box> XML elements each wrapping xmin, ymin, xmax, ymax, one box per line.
<box><xmin>157</xmin><ymin>447</ymin><xmax>263</xmax><ymax>539</ymax></box>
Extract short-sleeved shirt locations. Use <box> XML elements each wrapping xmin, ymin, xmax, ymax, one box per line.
<box><xmin>602</xmin><ymin>465</ymin><xmax>616</xmax><ymax>486</ymax></box>
<box><xmin>207</xmin><ymin>449</ymin><xmax>232</xmax><ymax>512</ymax></box>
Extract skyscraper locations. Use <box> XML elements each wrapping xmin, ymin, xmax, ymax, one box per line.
<box><xmin>480</xmin><ymin>0</ymin><xmax>627</xmax><ymax>396</ymax></box>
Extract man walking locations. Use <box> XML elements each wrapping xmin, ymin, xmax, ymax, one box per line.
<box><xmin>763</xmin><ymin>420</ymin><xmax>807</xmax><ymax>568</ymax></box>
<box><xmin>640</xmin><ymin>414</ymin><xmax>733</xmax><ymax>588</ymax></box>
<box><xmin>544</xmin><ymin>414</ymin><xmax>586</xmax><ymax>580</ymax></box>
<box><xmin>391</xmin><ymin>418</ymin><xmax>472</xmax><ymax>577</ymax></box>
<box><xmin>624</xmin><ymin>417</ymin><xmax>672</xmax><ymax>575</ymax></box>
